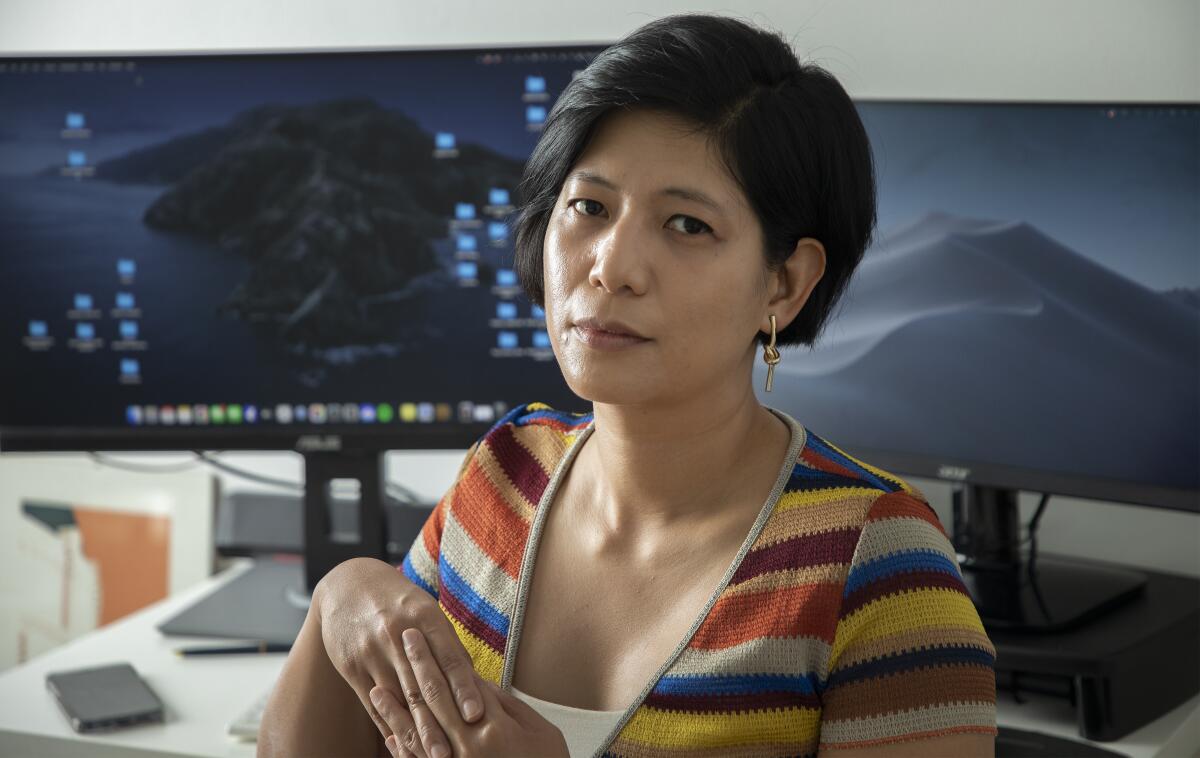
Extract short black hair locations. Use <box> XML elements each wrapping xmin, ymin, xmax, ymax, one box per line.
<box><xmin>512</xmin><ymin>12</ymin><xmax>877</xmax><ymax>348</ymax></box>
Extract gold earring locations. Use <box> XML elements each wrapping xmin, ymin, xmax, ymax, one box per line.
<box><xmin>763</xmin><ymin>315</ymin><xmax>781</xmax><ymax>392</ymax></box>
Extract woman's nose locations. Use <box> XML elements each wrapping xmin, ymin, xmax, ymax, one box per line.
<box><xmin>587</xmin><ymin>211</ymin><xmax>649</xmax><ymax>296</ymax></box>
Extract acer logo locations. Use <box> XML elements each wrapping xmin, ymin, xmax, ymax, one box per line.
<box><xmin>938</xmin><ymin>465</ymin><xmax>971</xmax><ymax>481</ymax></box>
<box><xmin>295</xmin><ymin>435</ymin><xmax>342</xmax><ymax>452</ymax></box>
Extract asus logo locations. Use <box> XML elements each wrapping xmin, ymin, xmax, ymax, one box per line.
<box><xmin>938</xmin><ymin>465</ymin><xmax>971</xmax><ymax>481</ymax></box>
<box><xmin>295</xmin><ymin>435</ymin><xmax>342</xmax><ymax>452</ymax></box>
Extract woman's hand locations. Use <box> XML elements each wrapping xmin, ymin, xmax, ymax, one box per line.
<box><xmin>314</xmin><ymin>556</ymin><xmax>486</xmax><ymax>756</ymax></box>
<box><xmin>372</xmin><ymin>628</ymin><xmax>570</xmax><ymax>758</ymax></box>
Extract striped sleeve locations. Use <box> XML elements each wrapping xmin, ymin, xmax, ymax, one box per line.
<box><xmin>399</xmin><ymin>438</ymin><xmax>482</xmax><ymax>598</ymax></box>
<box><xmin>817</xmin><ymin>489</ymin><xmax>998</xmax><ymax>751</ymax></box>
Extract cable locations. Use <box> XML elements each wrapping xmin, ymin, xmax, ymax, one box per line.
<box><xmin>194</xmin><ymin>452</ymin><xmax>304</xmax><ymax>492</ymax></box>
<box><xmin>386</xmin><ymin>482</ymin><xmax>422</xmax><ymax>505</ymax></box>
<box><xmin>86</xmin><ymin>451</ymin><xmax>205</xmax><ymax>474</ymax></box>
<box><xmin>87</xmin><ymin>450</ymin><xmax>425</xmax><ymax>505</ymax></box>
<box><xmin>1026</xmin><ymin>492</ymin><xmax>1050</xmax><ymax>573</ymax></box>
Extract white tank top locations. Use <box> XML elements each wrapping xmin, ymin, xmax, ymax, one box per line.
<box><xmin>510</xmin><ymin>686</ymin><xmax>625</xmax><ymax>758</ymax></box>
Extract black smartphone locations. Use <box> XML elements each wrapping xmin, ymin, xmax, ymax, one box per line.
<box><xmin>45</xmin><ymin>662</ymin><xmax>165</xmax><ymax>733</ymax></box>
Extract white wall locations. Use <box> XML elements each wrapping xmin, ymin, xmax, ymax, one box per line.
<box><xmin>1</xmin><ymin>0</ymin><xmax>1197</xmax><ymax>580</ymax></box>
<box><xmin>2</xmin><ymin>0</ymin><xmax>1197</xmax><ymax>101</ymax></box>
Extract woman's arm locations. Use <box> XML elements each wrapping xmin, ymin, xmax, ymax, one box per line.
<box><xmin>257</xmin><ymin>590</ymin><xmax>385</xmax><ymax>758</ymax></box>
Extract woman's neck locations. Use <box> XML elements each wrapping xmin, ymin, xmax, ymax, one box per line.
<box><xmin>572</xmin><ymin>386</ymin><xmax>792</xmax><ymax>557</ymax></box>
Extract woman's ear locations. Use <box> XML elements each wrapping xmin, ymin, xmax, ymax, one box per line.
<box><xmin>761</xmin><ymin>237</ymin><xmax>826</xmax><ymax>334</ymax></box>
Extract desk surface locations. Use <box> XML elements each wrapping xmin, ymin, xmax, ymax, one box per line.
<box><xmin>0</xmin><ymin>559</ymin><xmax>282</xmax><ymax>758</ymax></box>
<box><xmin>0</xmin><ymin>559</ymin><xmax>1197</xmax><ymax>758</ymax></box>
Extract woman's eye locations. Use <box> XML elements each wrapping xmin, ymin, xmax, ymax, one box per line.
<box><xmin>666</xmin><ymin>214</ymin><xmax>713</xmax><ymax>236</ymax></box>
<box><xmin>570</xmin><ymin>198</ymin><xmax>605</xmax><ymax>217</ymax></box>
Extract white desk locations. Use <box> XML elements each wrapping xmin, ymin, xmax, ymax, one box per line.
<box><xmin>0</xmin><ymin>559</ymin><xmax>282</xmax><ymax>758</ymax></box>
<box><xmin>1</xmin><ymin>558</ymin><xmax>1198</xmax><ymax>758</ymax></box>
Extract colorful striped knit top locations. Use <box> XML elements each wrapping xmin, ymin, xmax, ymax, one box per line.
<box><xmin>400</xmin><ymin>401</ymin><xmax>998</xmax><ymax>757</ymax></box>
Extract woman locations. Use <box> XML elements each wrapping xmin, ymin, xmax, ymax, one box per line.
<box><xmin>259</xmin><ymin>13</ymin><xmax>998</xmax><ymax>758</ymax></box>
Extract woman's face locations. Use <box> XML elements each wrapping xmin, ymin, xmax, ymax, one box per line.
<box><xmin>542</xmin><ymin>107</ymin><xmax>773</xmax><ymax>406</ymax></box>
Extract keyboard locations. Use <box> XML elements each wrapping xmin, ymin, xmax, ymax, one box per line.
<box><xmin>996</xmin><ymin>725</ymin><xmax>1130</xmax><ymax>758</ymax></box>
<box><xmin>227</xmin><ymin>688</ymin><xmax>272</xmax><ymax>741</ymax></box>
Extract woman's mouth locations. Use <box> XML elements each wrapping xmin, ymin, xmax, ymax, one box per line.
<box><xmin>572</xmin><ymin>319</ymin><xmax>651</xmax><ymax>350</ymax></box>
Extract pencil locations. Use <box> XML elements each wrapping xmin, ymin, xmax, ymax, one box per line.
<box><xmin>174</xmin><ymin>641</ymin><xmax>292</xmax><ymax>656</ymax></box>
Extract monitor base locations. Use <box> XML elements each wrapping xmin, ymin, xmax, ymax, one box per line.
<box><xmin>156</xmin><ymin>558</ymin><xmax>308</xmax><ymax>644</ymax></box>
<box><xmin>962</xmin><ymin>555</ymin><xmax>1146</xmax><ymax>632</ymax></box>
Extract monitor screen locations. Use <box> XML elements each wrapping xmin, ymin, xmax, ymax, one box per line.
<box><xmin>0</xmin><ymin>46</ymin><xmax>602</xmax><ymax>449</ymax></box>
<box><xmin>754</xmin><ymin>101</ymin><xmax>1199</xmax><ymax>512</ymax></box>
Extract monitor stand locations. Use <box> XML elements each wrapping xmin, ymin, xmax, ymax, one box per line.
<box><xmin>157</xmin><ymin>557</ymin><xmax>310</xmax><ymax>643</ymax></box>
<box><xmin>952</xmin><ymin>484</ymin><xmax>1147</xmax><ymax>632</ymax></box>
<box><xmin>158</xmin><ymin>451</ymin><xmax>434</xmax><ymax>644</ymax></box>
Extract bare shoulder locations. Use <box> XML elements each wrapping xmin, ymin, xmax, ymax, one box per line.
<box><xmin>817</xmin><ymin>731</ymin><xmax>995</xmax><ymax>758</ymax></box>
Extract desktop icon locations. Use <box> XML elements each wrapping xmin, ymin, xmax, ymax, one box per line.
<box><xmin>454</xmin><ymin>202</ymin><xmax>476</xmax><ymax>220</ymax></box>
<box><xmin>417</xmin><ymin>402</ymin><xmax>435</xmax><ymax>423</ymax></box>
<box><xmin>488</xmin><ymin>221</ymin><xmax>508</xmax><ymax>243</ymax></box>
<box><xmin>117</xmin><ymin>259</ymin><xmax>136</xmax><ymax>279</ymax></box>
<box><xmin>120</xmin><ymin>358</ymin><xmax>140</xmax><ymax>376</ymax></box>
<box><xmin>376</xmin><ymin>403</ymin><xmax>394</xmax><ymax>423</ymax></box>
<box><xmin>456</xmin><ymin>261</ymin><xmax>479</xmax><ymax>281</ymax></box>
<box><xmin>75</xmin><ymin>323</ymin><xmax>95</xmax><ymax>340</ymax></box>
<box><xmin>73</xmin><ymin>293</ymin><xmax>93</xmax><ymax>311</ymax></box>
<box><xmin>496</xmin><ymin>302</ymin><xmax>517</xmax><ymax>320</ymax></box>
<box><xmin>472</xmin><ymin>404</ymin><xmax>495</xmax><ymax>423</ymax></box>
<box><xmin>496</xmin><ymin>269</ymin><xmax>517</xmax><ymax>287</ymax></box>
<box><xmin>532</xmin><ymin>330</ymin><xmax>551</xmax><ymax>349</ymax></box>
<box><xmin>400</xmin><ymin>402</ymin><xmax>417</xmax><ymax>422</ymax></box>
<box><xmin>67</xmin><ymin>150</ymin><xmax>86</xmax><ymax>167</ymax></box>
<box><xmin>119</xmin><ymin>320</ymin><xmax>138</xmax><ymax>340</ymax></box>
<box><xmin>28</xmin><ymin>320</ymin><xmax>48</xmax><ymax>338</ymax></box>
<box><xmin>65</xmin><ymin>112</ymin><xmax>86</xmax><ymax>129</ymax></box>
<box><xmin>531</xmin><ymin>304</ymin><xmax>545</xmax><ymax>319</ymax></box>
<box><xmin>435</xmin><ymin>132</ymin><xmax>456</xmax><ymax>150</ymax></box>
<box><xmin>457</xmin><ymin>401</ymin><xmax>475</xmax><ymax>423</ymax></box>
<box><xmin>525</xmin><ymin>75</ymin><xmax>546</xmax><ymax>94</ymax></box>
<box><xmin>488</xmin><ymin>187</ymin><xmax>510</xmax><ymax>206</ymax></box>
<box><xmin>456</xmin><ymin>234</ymin><xmax>477</xmax><ymax>252</ymax></box>
<box><xmin>526</xmin><ymin>105</ymin><xmax>547</xmax><ymax>125</ymax></box>
<box><xmin>497</xmin><ymin>331</ymin><xmax>518</xmax><ymax>349</ymax></box>
<box><xmin>116</xmin><ymin>292</ymin><xmax>135</xmax><ymax>309</ymax></box>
